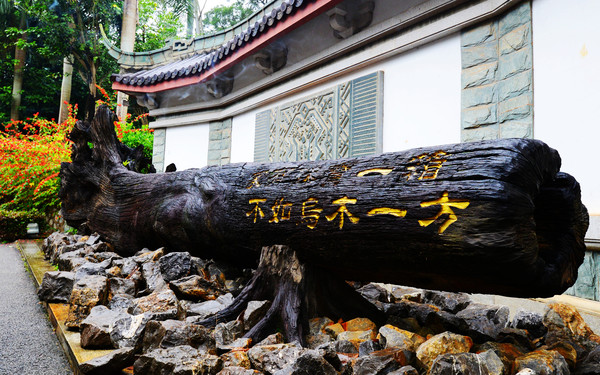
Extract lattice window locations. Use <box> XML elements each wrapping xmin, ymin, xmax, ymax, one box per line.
<box><xmin>254</xmin><ymin>71</ymin><xmax>383</xmax><ymax>162</ymax></box>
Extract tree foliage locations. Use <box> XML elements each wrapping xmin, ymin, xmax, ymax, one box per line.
<box><xmin>202</xmin><ymin>0</ymin><xmax>267</xmax><ymax>34</ymax></box>
<box><xmin>135</xmin><ymin>0</ymin><xmax>184</xmax><ymax>52</ymax></box>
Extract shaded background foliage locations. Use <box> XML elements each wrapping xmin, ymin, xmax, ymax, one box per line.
<box><xmin>0</xmin><ymin>0</ymin><xmax>264</xmax><ymax>239</ymax></box>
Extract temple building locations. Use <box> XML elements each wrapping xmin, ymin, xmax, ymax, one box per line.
<box><xmin>105</xmin><ymin>0</ymin><xmax>600</xmax><ymax>300</ymax></box>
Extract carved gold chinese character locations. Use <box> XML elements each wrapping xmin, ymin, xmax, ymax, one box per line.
<box><xmin>326</xmin><ymin>196</ymin><xmax>360</xmax><ymax>229</ymax></box>
<box><xmin>301</xmin><ymin>198</ymin><xmax>323</xmax><ymax>229</ymax></box>
<box><xmin>367</xmin><ymin>207</ymin><xmax>407</xmax><ymax>218</ymax></box>
<box><xmin>357</xmin><ymin>168</ymin><xmax>393</xmax><ymax>177</ymax></box>
<box><xmin>270</xmin><ymin>198</ymin><xmax>293</xmax><ymax>223</ymax></box>
<box><xmin>246</xmin><ymin>199</ymin><xmax>267</xmax><ymax>223</ymax></box>
<box><xmin>418</xmin><ymin>191</ymin><xmax>470</xmax><ymax>234</ymax></box>
<box><xmin>404</xmin><ymin>151</ymin><xmax>448</xmax><ymax>181</ymax></box>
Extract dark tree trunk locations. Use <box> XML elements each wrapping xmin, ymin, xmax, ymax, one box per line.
<box><xmin>60</xmin><ymin>106</ymin><xmax>588</xmax><ymax>299</ymax></box>
<box><xmin>197</xmin><ymin>245</ymin><xmax>386</xmax><ymax>344</ymax></box>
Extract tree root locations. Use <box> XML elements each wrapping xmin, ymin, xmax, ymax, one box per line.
<box><xmin>196</xmin><ymin>245</ymin><xmax>385</xmax><ymax>345</ymax></box>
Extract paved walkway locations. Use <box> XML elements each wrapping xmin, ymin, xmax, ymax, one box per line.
<box><xmin>0</xmin><ymin>244</ymin><xmax>72</xmax><ymax>375</ymax></box>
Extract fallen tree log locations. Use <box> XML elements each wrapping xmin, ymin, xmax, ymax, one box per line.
<box><xmin>60</xmin><ymin>106</ymin><xmax>588</xmax><ymax>301</ymax></box>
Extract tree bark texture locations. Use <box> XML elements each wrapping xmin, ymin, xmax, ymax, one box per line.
<box><xmin>60</xmin><ymin>106</ymin><xmax>589</xmax><ymax>297</ymax></box>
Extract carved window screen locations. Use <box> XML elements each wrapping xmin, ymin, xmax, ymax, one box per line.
<box><xmin>254</xmin><ymin>71</ymin><xmax>383</xmax><ymax>162</ymax></box>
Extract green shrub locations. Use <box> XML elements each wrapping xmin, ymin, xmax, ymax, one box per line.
<box><xmin>0</xmin><ymin>208</ymin><xmax>47</xmax><ymax>242</ymax></box>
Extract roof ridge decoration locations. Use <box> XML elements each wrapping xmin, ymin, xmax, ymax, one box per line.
<box><xmin>109</xmin><ymin>0</ymin><xmax>346</xmax><ymax>95</ymax></box>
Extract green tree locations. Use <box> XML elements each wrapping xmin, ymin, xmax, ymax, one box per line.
<box><xmin>135</xmin><ymin>0</ymin><xmax>185</xmax><ymax>52</ymax></box>
<box><xmin>202</xmin><ymin>0</ymin><xmax>267</xmax><ymax>34</ymax></box>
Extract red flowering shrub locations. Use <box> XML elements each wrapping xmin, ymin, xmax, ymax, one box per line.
<box><xmin>0</xmin><ymin>86</ymin><xmax>154</xmax><ymax>240</ymax></box>
<box><xmin>0</xmin><ymin>106</ymin><xmax>76</xmax><ymax>240</ymax></box>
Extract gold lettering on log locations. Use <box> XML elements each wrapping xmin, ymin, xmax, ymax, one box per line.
<box><xmin>246</xmin><ymin>199</ymin><xmax>267</xmax><ymax>223</ymax></box>
<box><xmin>269</xmin><ymin>198</ymin><xmax>293</xmax><ymax>223</ymax></box>
<box><xmin>418</xmin><ymin>191</ymin><xmax>470</xmax><ymax>234</ymax></box>
<box><xmin>326</xmin><ymin>196</ymin><xmax>360</xmax><ymax>229</ymax></box>
<box><xmin>357</xmin><ymin>168</ymin><xmax>393</xmax><ymax>177</ymax></box>
<box><xmin>301</xmin><ymin>198</ymin><xmax>323</xmax><ymax>229</ymax></box>
<box><xmin>404</xmin><ymin>151</ymin><xmax>448</xmax><ymax>181</ymax></box>
<box><xmin>367</xmin><ymin>207</ymin><xmax>407</xmax><ymax>217</ymax></box>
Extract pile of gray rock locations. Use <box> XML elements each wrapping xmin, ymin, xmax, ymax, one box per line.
<box><xmin>38</xmin><ymin>232</ymin><xmax>600</xmax><ymax>375</ymax></box>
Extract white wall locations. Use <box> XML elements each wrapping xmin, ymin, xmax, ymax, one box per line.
<box><xmin>164</xmin><ymin>124</ymin><xmax>209</xmax><ymax>170</ymax></box>
<box><xmin>229</xmin><ymin>33</ymin><xmax>461</xmax><ymax>162</ymax></box>
<box><xmin>532</xmin><ymin>0</ymin><xmax>600</xmax><ymax>215</ymax></box>
<box><xmin>231</xmin><ymin>111</ymin><xmax>256</xmax><ymax>163</ymax></box>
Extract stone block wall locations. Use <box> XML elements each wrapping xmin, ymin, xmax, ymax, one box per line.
<box><xmin>461</xmin><ymin>1</ymin><xmax>533</xmax><ymax>141</ymax></box>
<box><xmin>207</xmin><ymin>119</ymin><xmax>232</xmax><ymax>166</ymax></box>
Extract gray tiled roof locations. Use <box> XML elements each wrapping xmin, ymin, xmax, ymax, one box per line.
<box><xmin>112</xmin><ymin>0</ymin><xmax>309</xmax><ymax>88</ymax></box>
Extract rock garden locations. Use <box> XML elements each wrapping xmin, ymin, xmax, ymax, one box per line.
<box><xmin>37</xmin><ymin>232</ymin><xmax>600</xmax><ymax>375</ymax></box>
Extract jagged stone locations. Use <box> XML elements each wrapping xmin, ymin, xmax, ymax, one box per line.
<box><xmin>345</xmin><ymin>317</ymin><xmax>377</xmax><ymax>332</ymax></box>
<box><xmin>214</xmin><ymin>320</ymin><xmax>245</xmax><ymax>347</ymax></box>
<box><xmin>141</xmin><ymin>261</ymin><xmax>167</xmax><ymax>294</ymax></box>
<box><xmin>134</xmin><ymin>345</ymin><xmax>223</xmax><ymax>375</ymax></box>
<box><xmin>497</xmin><ymin>327</ymin><xmax>535</xmax><ymax>351</ymax></box>
<box><xmin>377</xmin><ymin>324</ymin><xmax>425</xmax><ymax>351</ymax></box>
<box><xmin>476</xmin><ymin>341</ymin><xmax>525</xmax><ymax>371</ymax></box>
<box><xmin>108</xmin><ymin>277</ymin><xmax>136</xmax><ymax>300</ymax></box>
<box><xmin>73</xmin><ymin>259</ymin><xmax>112</xmax><ymax>281</ymax></box>
<box><xmin>218</xmin><ymin>338</ymin><xmax>253</xmax><ymax>352</ymax></box>
<box><xmin>455</xmin><ymin>303</ymin><xmax>509</xmax><ymax>341</ymax></box>
<box><xmin>142</xmin><ymin>319</ymin><xmax>216</xmax><ymax>353</ymax></box>
<box><xmin>422</xmin><ymin>290</ymin><xmax>471</xmax><ymax>313</ymax></box>
<box><xmin>120</xmin><ymin>258</ymin><xmax>139</xmax><ymax>276</ymax></box>
<box><xmin>79</xmin><ymin>347</ymin><xmax>136</xmax><ymax>375</ymax></box>
<box><xmin>185</xmin><ymin>293</ymin><xmax>234</xmax><ymax>321</ymax></box>
<box><xmin>543</xmin><ymin>303</ymin><xmax>600</xmax><ymax>359</ymax></box>
<box><xmin>543</xmin><ymin>341</ymin><xmax>577</xmax><ymax>370</ymax></box>
<box><xmin>247</xmin><ymin>343</ymin><xmax>305</xmax><ymax>374</ymax></box>
<box><xmin>57</xmin><ymin>250</ymin><xmax>89</xmax><ymax>271</ymax></box>
<box><xmin>86</xmin><ymin>250</ymin><xmax>120</xmax><ymax>263</ymax></box>
<box><xmin>511</xmin><ymin>310</ymin><xmax>547</xmax><ymax>339</ymax></box>
<box><xmin>110</xmin><ymin>312</ymin><xmax>152</xmax><ymax>349</ymax></box>
<box><xmin>429</xmin><ymin>350</ymin><xmax>505</xmax><ymax>375</ymax></box>
<box><xmin>52</xmin><ymin>242</ymin><xmax>86</xmax><ymax>265</ymax></box>
<box><xmin>353</xmin><ymin>348</ymin><xmax>412</xmax><ymax>375</ymax></box>
<box><xmin>389</xmin><ymin>286</ymin><xmax>423</xmax><ymax>302</ymax></box>
<box><xmin>358</xmin><ymin>283</ymin><xmax>392</xmax><ymax>305</ymax></box>
<box><xmin>132</xmin><ymin>288</ymin><xmax>179</xmax><ymax>320</ymax></box>
<box><xmin>220</xmin><ymin>351</ymin><xmax>253</xmax><ymax>369</ymax></box>
<box><xmin>65</xmin><ymin>275</ymin><xmax>108</xmax><ymax>329</ymax></box>
<box><xmin>217</xmin><ymin>367</ymin><xmax>263</xmax><ymax>375</ymax></box>
<box><xmin>257</xmin><ymin>332</ymin><xmax>285</xmax><ymax>346</ymax></box>
<box><xmin>514</xmin><ymin>349</ymin><xmax>570</xmax><ymax>375</ymax></box>
<box><xmin>80</xmin><ymin>305</ymin><xmax>129</xmax><ymax>349</ymax></box>
<box><xmin>416</xmin><ymin>331</ymin><xmax>473</xmax><ymax>371</ymax></box>
<box><xmin>275</xmin><ymin>350</ymin><xmax>338</xmax><ymax>375</ymax></box>
<box><xmin>159</xmin><ymin>252</ymin><xmax>193</xmax><ymax>282</ymax></box>
<box><xmin>108</xmin><ymin>294</ymin><xmax>134</xmax><ymax>313</ymax></box>
<box><xmin>170</xmin><ymin>275</ymin><xmax>225</xmax><ymax>301</ymax></box>
<box><xmin>243</xmin><ymin>300</ymin><xmax>272</xmax><ymax>331</ymax></box>
<box><xmin>324</xmin><ymin>322</ymin><xmax>344</xmax><ymax>339</ymax></box>
<box><xmin>388</xmin><ymin>366</ymin><xmax>419</xmax><ymax>375</ymax></box>
<box><xmin>337</xmin><ymin>329</ymin><xmax>376</xmax><ymax>345</ymax></box>
<box><xmin>574</xmin><ymin>345</ymin><xmax>600</xmax><ymax>375</ymax></box>
<box><xmin>37</xmin><ymin>271</ymin><xmax>74</xmax><ymax>303</ymax></box>
<box><xmin>359</xmin><ymin>340</ymin><xmax>384</xmax><ymax>357</ymax></box>
<box><xmin>383</xmin><ymin>300</ymin><xmax>441</xmax><ymax>328</ymax></box>
<box><xmin>133</xmin><ymin>248</ymin><xmax>164</xmax><ymax>264</ymax></box>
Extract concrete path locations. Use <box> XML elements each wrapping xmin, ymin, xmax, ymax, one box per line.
<box><xmin>0</xmin><ymin>244</ymin><xmax>72</xmax><ymax>375</ymax></box>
